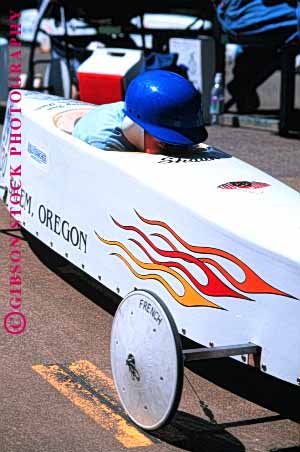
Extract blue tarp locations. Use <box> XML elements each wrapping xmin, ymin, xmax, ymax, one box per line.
<box><xmin>217</xmin><ymin>0</ymin><xmax>300</xmax><ymax>45</ymax></box>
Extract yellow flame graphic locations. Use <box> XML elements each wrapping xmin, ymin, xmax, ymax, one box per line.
<box><xmin>95</xmin><ymin>232</ymin><xmax>221</xmax><ymax>309</ymax></box>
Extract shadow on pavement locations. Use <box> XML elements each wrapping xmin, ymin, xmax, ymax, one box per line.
<box><xmin>22</xmin><ymin>228</ymin><xmax>120</xmax><ymax>316</ymax></box>
<box><xmin>182</xmin><ymin>336</ymin><xmax>300</xmax><ymax>423</ymax></box>
<box><xmin>152</xmin><ymin>410</ymin><xmax>245</xmax><ymax>452</ymax></box>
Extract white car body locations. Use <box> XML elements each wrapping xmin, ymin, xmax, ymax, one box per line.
<box><xmin>1</xmin><ymin>91</ymin><xmax>300</xmax><ymax>386</ymax></box>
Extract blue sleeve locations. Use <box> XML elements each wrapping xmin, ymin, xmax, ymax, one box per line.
<box><xmin>72</xmin><ymin>102</ymin><xmax>129</xmax><ymax>151</ymax></box>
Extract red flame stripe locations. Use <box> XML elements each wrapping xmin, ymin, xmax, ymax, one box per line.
<box><xmin>111</xmin><ymin>216</ymin><xmax>250</xmax><ymax>299</ymax></box>
<box><xmin>130</xmin><ymin>238</ymin><xmax>252</xmax><ymax>300</ymax></box>
<box><xmin>133</xmin><ymin>211</ymin><xmax>292</xmax><ymax>298</ymax></box>
<box><xmin>150</xmin><ymin>233</ymin><xmax>177</xmax><ymax>251</ymax></box>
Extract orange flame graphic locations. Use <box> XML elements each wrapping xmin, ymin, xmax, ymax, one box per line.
<box><xmin>95</xmin><ymin>233</ymin><xmax>221</xmax><ymax>309</ymax></box>
<box><xmin>134</xmin><ymin>211</ymin><xmax>292</xmax><ymax>298</ymax></box>
<box><xmin>95</xmin><ymin>211</ymin><xmax>294</xmax><ymax>309</ymax></box>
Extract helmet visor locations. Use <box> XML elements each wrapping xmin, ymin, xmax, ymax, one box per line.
<box><xmin>143</xmin><ymin>122</ymin><xmax>208</xmax><ymax>146</ymax></box>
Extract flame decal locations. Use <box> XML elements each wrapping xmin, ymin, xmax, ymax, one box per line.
<box><xmin>134</xmin><ymin>211</ymin><xmax>292</xmax><ymax>298</ymax></box>
<box><xmin>95</xmin><ymin>211</ymin><xmax>294</xmax><ymax>309</ymax></box>
<box><xmin>128</xmin><ymin>237</ymin><xmax>251</xmax><ymax>300</ymax></box>
<box><xmin>95</xmin><ymin>233</ymin><xmax>221</xmax><ymax>309</ymax></box>
<box><xmin>110</xmin><ymin>217</ymin><xmax>250</xmax><ymax>300</ymax></box>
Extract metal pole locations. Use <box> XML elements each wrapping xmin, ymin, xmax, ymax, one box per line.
<box><xmin>183</xmin><ymin>343</ymin><xmax>261</xmax><ymax>368</ymax></box>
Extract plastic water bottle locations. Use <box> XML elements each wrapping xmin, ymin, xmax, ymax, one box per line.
<box><xmin>209</xmin><ymin>73</ymin><xmax>225</xmax><ymax>125</ymax></box>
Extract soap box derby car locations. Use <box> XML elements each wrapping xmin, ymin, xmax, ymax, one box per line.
<box><xmin>1</xmin><ymin>91</ymin><xmax>299</xmax><ymax>430</ymax></box>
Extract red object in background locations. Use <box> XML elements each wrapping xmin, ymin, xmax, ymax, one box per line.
<box><xmin>78</xmin><ymin>73</ymin><xmax>123</xmax><ymax>105</ymax></box>
<box><xmin>77</xmin><ymin>48</ymin><xmax>143</xmax><ymax>105</ymax></box>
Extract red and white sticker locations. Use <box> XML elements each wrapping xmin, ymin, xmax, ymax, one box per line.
<box><xmin>218</xmin><ymin>181</ymin><xmax>270</xmax><ymax>190</ymax></box>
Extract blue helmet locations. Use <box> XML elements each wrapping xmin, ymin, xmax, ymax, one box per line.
<box><xmin>124</xmin><ymin>70</ymin><xmax>208</xmax><ymax>146</ymax></box>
